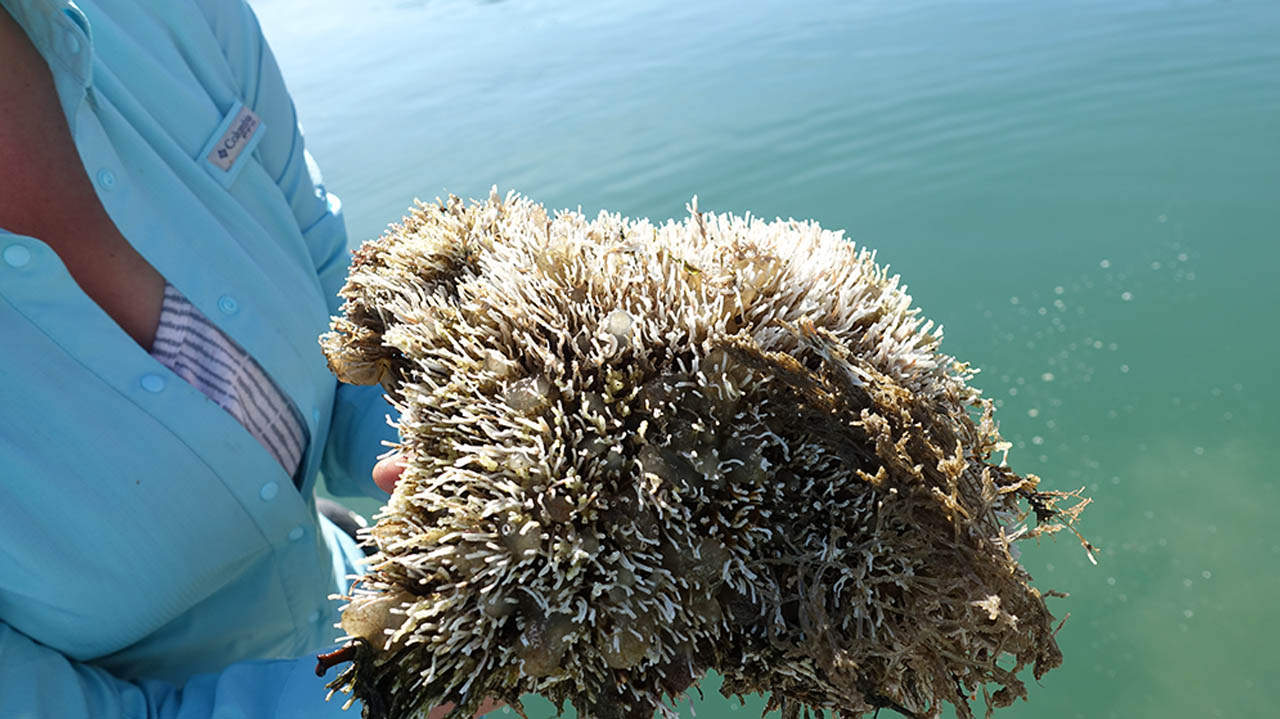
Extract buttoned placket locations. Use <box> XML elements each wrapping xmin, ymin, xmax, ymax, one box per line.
<box><xmin>7</xmin><ymin>0</ymin><xmax>344</xmax><ymax>639</ymax></box>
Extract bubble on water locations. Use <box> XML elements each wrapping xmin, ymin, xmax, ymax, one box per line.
<box><xmin>1201</xmin><ymin>570</ymin><xmax>1212</xmax><ymax>580</ymax></box>
<box><xmin>1120</xmin><ymin>291</ymin><xmax>1133</xmax><ymax>301</ymax></box>
<box><xmin>1010</xmin><ymin>296</ymin><xmax>1020</xmax><ymax>305</ymax></box>
<box><xmin>1053</xmin><ymin>299</ymin><xmax>1066</xmax><ymax>311</ymax></box>
<box><xmin>1053</xmin><ymin>286</ymin><xmax>1064</xmax><ymax>295</ymax></box>
<box><xmin>1106</xmin><ymin>577</ymin><xmax>1116</xmax><ymax>586</ymax></box>
<box><xmin>1028</xmin><ymin>408</ymin><xmax>1040</xmax><ymax>418</ymax></box>
<box><xmin>1037</xmin><ymin>306</ymin><xmax>1047</xmax><ymax>316</ymax></box>
<box><xmin>1157</xmin><ymin>215</ymin><xmax>1167</xmax><ymax>223</ymax></box>
<box><xmin>1032</xmin><ymin>436</ymin><xmax>1044</xmax><ymax>445</ymax></box>
<box><xmin>1008</xmin><ymin>387</ymin><xmax>1018</xmax><ymax>396</ymax></box>
<box><xmin>1099</xmin><ymin>259</ymin><xmax>1111</xmax><ymax>268</ymax></box>
<box><xmin>1093</xmin><ymin>340</ymin><xmax>1104</xmax><ymax>349</ymax></box>
<box><xmin>1182</xmin><ymin>578</ymin><xmax>1193</xmax><ymax>588</ymax></box>
<box><xmin>1193</xmin><ymin>446</ymin><xmax>1204</xmax><ymax>455</ymax></box>
<box><xmin>1041</xmin><ymin>372</ymin><xmax>1055</xmax><ymax>382</ymax></box>
<box><xmin>1177</xmin><ymin>252</ymin><xmax>1189</xmax><ymax>262</ymax></box>
<box><xmin>1183</xmin><ymin>609</ymin><xmax>1194</xmax><ymax>619</ymax></box>
<box><xmin>1120</xmin><ymin>364</ymin><xmax>1130</xmax><ymax>373</ymax></box>
<box><xmin>1150</xmin><ymin>261</ymin><xmax>1162</xmax><ymax>270</ymax></box>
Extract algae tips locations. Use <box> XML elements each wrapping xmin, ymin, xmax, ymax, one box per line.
<box><xmin>317</xmin><ymin>189</ymin><xmax>1091</xmax><ymax>719</ymax></box>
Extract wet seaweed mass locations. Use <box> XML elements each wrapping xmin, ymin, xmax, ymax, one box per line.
<box><xmin>318</xmin><ymin>189</ymin><xmax>1091</xmax><ymax>719</ymax></box>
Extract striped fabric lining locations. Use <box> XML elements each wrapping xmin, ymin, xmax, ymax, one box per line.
<box><xmin>150</xmin><ymin>283</ymin><xmax>309</xmax><ymax>483</ymax></box>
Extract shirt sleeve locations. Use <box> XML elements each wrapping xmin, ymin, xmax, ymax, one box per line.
<box><xmin>0</xmin><ymin>620</ymin><xmax>357</xmax><ymax>719</ymax></box>
<box><xmin>198</xmin><ymin>0</ymin><xmax>398</xmax><ymax>500</ymax></box>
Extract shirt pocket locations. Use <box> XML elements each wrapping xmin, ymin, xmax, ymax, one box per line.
<box><xmin>0</xmin><ymin>316</ymin><xmax>276</xmax><ymax>661</ymax></box>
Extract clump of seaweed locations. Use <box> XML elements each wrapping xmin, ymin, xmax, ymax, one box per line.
<box><xmin>318</xmin><ymin>189</ymin><xmax>1090</xmax><ymax>719</ymax></box>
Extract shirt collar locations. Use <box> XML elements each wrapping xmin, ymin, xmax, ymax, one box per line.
<box><xmin>3</xmin><ymin>0</ymin><xmax>93</xmax><ymax>92</ymax></box>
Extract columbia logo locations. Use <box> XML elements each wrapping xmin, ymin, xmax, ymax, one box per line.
<box><xmin>206</xmin><ymin>104</ymin><xmax>262</xmax><ymax>173</ymax></box>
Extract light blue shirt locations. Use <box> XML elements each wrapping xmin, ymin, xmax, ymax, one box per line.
<box><xmin>0</xmin><ymin>1</ymin><xmax>398</xmax><ymax>716</ymax></box>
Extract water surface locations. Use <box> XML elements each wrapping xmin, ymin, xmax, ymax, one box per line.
<box><xmin>253</xmin><ymin>1</ymin><xmax>1280</xmax><ymax>716</ymax></box>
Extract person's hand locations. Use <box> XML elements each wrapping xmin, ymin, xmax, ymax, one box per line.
<box><xmin>372</xmin><ymin>454</ymin><xmax>406</xmax><ymax>494</ymax></box>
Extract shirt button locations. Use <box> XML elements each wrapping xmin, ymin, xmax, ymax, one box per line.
<box><xmin>3</xmin><ymin>244</ymin><xmax>32</xmax><ymax>268</ymax></box>
<box><xmin>140</xmin><ymin>374</ymin><xmax>166</xmax><ymax>393</ymax></box>
<box><xmin>96</xmin><ymin>168</ymin><xmax>117</xmax><ymax>190</ymax></box>
<box><xmin>217</xmin><ymin>294</ymin><xmax>239</xmax><ymax>315</ymax></box>
<box><xmin>288</xmin><ymin>526</ymin><xmax>305</xmax><ymax>542</ymax></box>
<box><xmin>259</xmin><ymin>481</ymin><xmax>279</xmax><ymax>501</ymax></box>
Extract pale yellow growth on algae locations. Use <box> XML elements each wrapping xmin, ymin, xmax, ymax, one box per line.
<box><xmin>319</xmin><ymin>189</ymin><xmax>1090</xmax><ymax>719</ymax></box>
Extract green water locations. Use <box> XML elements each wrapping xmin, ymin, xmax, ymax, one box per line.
<box><xmin>253</xmin><ymin>0</ymin><xmax>1280</xmax><ymax>716</ymax></box>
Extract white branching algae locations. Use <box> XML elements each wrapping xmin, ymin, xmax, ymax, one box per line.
<box><xmin>318</xmin><ymin>189</ymin><xmax>1092</xmax><ymax>719</ymax></box>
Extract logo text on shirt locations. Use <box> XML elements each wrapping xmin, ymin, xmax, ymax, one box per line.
<box><xmin>208</xmin><ymin>106</ymin><xmax>262</xmax><ymax>172</ymax></box>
